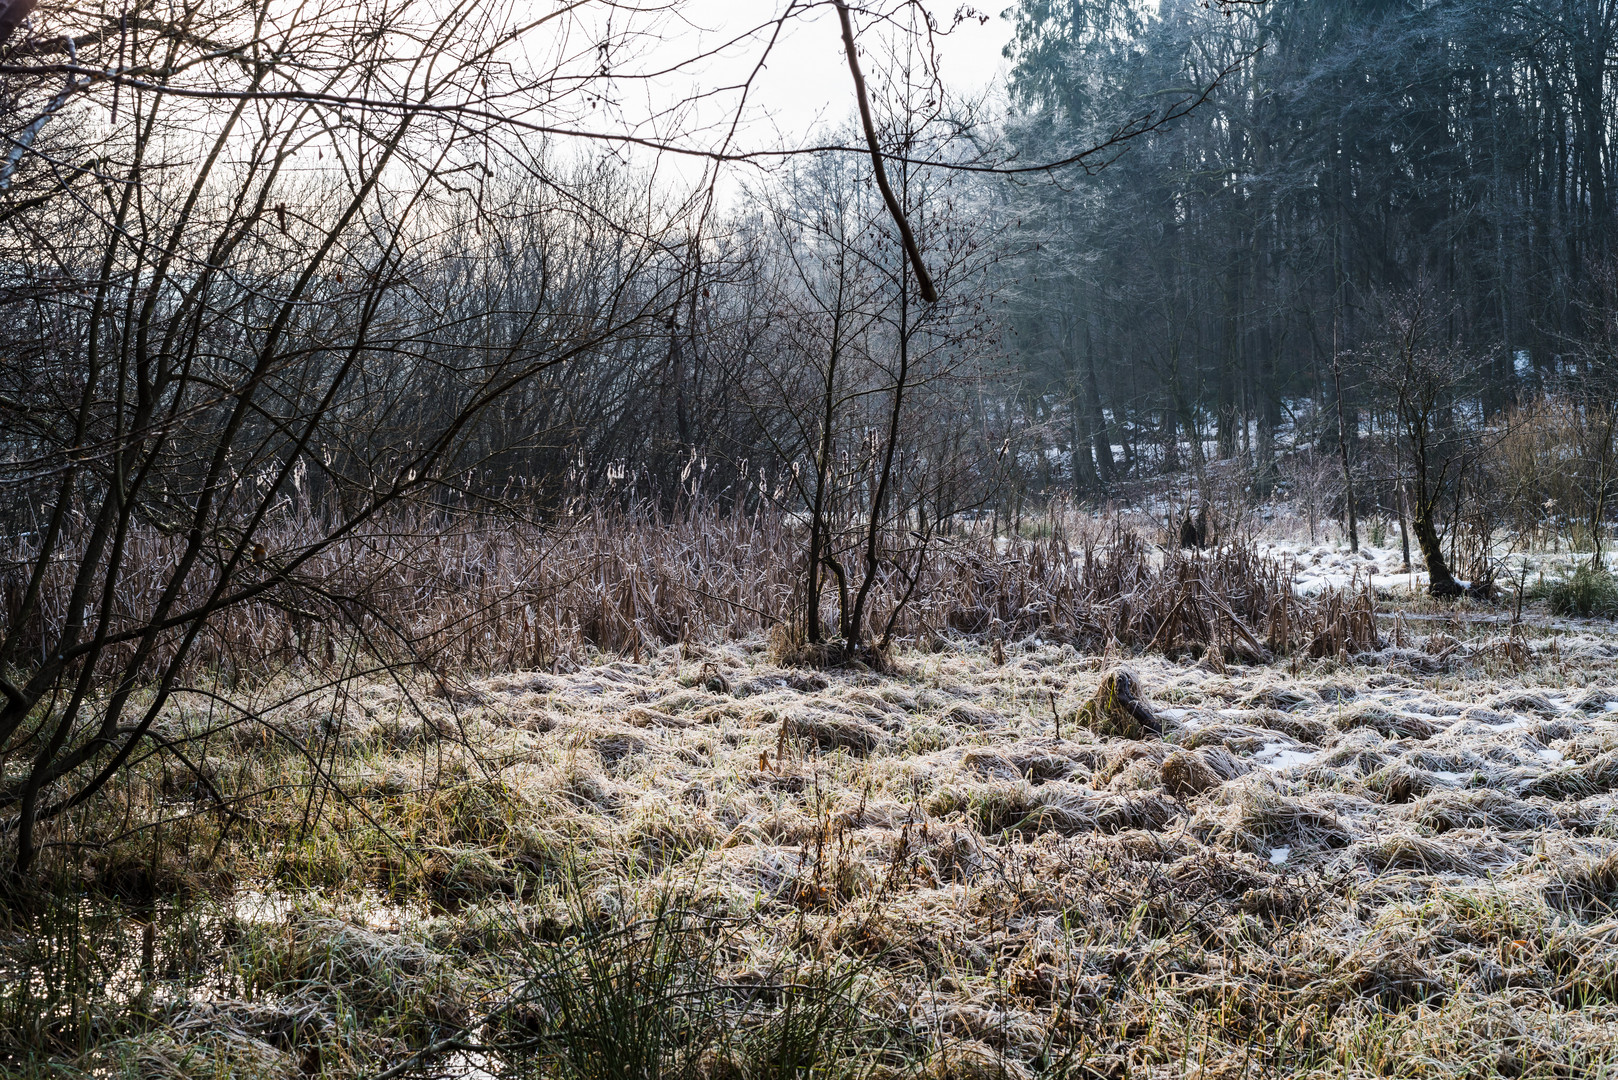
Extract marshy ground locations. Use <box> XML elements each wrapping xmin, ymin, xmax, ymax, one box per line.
<box><xmin>7</xmin><ymin>558</ymin><xmax>1618</xmax><ymax>1079</ymax></box>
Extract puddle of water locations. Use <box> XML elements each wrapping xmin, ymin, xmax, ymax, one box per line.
<box><xmin>441</xmin><ymin>1049</ymin><xmax>502</xmax><ymax>1079</ymax></box>
<box><xmin>232</xmin><ymin>890</ymin><xmax>294</xmax><ymax>926</ymax></box>
<box><xmin>232</xmin><ymin>887</ymin><xmax>417</xmax><ymax>931</ymax></box>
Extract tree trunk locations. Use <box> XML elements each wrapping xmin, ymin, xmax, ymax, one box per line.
<box><xmin>1331</xmin><ymin>349</ymin><xmax>1358</xmax><ymax>552</ymax></box>
<box><xmin>1081</xmin><ymin>321</ymin><xmax>1114</xmax><ymax>482</ymax></box>
<box><xmin>1071</xmin><ymin>396</ymin><xmax>1098</xmax><ymax>495</ymax></box>
<box><xmin>1412</xmin><ymin>501</ymin><xmax>1462</xmax><ymax>596</ymax></box>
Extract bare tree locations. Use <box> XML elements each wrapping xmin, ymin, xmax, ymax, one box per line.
<box><xmin>0</xmin><ymin>0</ymin><xmax>707</xmax><ymax>871</ymax></box>
<box><xmin>1370</xmin><ymin>289</ymin><xmax>1472</xmax><ymax>598</ymax></box>
<box><xmin>734</xmin><ymin>100</ymin><xmax>999</xmax><ymax>663</ymax></box>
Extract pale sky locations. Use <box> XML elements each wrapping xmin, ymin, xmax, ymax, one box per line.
<box><xmin>616</xmin><ymin>0</ymin><xmax>1018</xmax><ymax>156</ymax></box>
<box><xmin>693</xmin><ymin>0</ymin><xmax>1015</xmax><ymax>142</ymax></box>
<box><xmin>266</xmin><ymin>1</ymin><xmax>1021</xmax><ymax>208</ymax></box>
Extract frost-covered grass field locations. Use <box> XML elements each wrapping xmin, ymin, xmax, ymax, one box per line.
<box><xmin>8</xmin><ymin>535</ymin><xmax>1618</xmax><ymax>1079</ymax></box>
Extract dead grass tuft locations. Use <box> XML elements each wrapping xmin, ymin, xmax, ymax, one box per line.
<box><xmin>1354</xmin><ymin>833</ymin><xmax>1496</xmax><ymax>875</ymax></box>
<box><xmin>1309</xmin><ymin>729</ymin><xmax>1394</xmax><ymax>778</ymax></box>
<box><xmin>1545</xmin><ymin>853</ymin><xmax>1618</xmax><ymax>919</ymax></box>
<box><xmin>1161</xmin><ymin>748</ymin><xmax>1250</xmax><ymax>797</ymax></box>
<box><xmin>1520</xmin><ymin>750</ymin><xmax>1618</xmax><ymax>799</ymax></box>
<box><xmin>1242</xmin><ymin>684</ymin><xmax>1320</xmax><ymax>711</ymax></box>
<box><xmin>1365</xmin><ymin>763</ymin><xmax>1438</xmax><ymax>804</ymax></box>
<box><xmin>1413</xmin><ymin>789</ymin><xmax>1558</xmax><ymax>833</ymax></box>
<box><xmin>1333</xmin><ymin>702</ymin><xmax>1438</xmax><ymax>740</ymax></box>
<box><xmin>1491</xmin><ymin>690</ymin><xmax>1562</xmax><ymax>717</ymax></box>
<box><xmin>1205</xmin><ymin>791</ymin><xmax>1358</xmax><ymax>855</ymax></box>
<box><xmin>786</xmin><ymin>709</ymin><xmax>887</xmax><ymax>757</ymax></box>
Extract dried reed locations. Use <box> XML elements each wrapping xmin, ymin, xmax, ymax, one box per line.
<box><xmin>2</xmin><ymin>503</ymin><xmax>1381</xmax><ymax>687</ymax></box>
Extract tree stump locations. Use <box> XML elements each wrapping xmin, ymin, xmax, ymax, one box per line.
<box><xmin>1076</xmin><ymin>667</ymin><xmax>1161</xmax><ymax>739</ymax></box>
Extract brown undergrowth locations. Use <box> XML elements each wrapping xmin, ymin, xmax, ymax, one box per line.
<box><xmin>2</xmin><ymin>505</ymin><xmax>1378</xmax><ymax>691</ymax></box>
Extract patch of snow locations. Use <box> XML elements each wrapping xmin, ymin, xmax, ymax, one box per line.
<box><xmin>1269</xmin><ymin>846</ymin><xmax>1291</xmax><ymax>865</ymax></box>
<box><xmin>1293</xmin><ymin>575</ymin><xmax>1329</xmax><ymax>596</ymax></box>
<box><xmin>1254</xmin><ymin>741</ymin><xmax>1318</xmax><ymax>771</ymax></box>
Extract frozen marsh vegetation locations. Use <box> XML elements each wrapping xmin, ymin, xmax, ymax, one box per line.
<box><xmin>8</xmin><ymin>0</ymin><xmax>1618</xmax><ymax>1072</ymax></box>
<box><xmin>9</xmin><ymin>593</ymin><xmax>1618</xmax><ymax>1079</ymax></box>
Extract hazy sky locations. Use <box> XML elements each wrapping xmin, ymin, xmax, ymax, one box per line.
<box><xmin>633</xmin><ymin>1</ymin><xmax>1018</xmax><ymax>150</ymax></box>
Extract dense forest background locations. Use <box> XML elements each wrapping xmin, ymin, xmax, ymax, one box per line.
<box><xmin>1000</xmin><ymin>0</ymin><xmax>1618</xmax><ymax>508</ymax></box>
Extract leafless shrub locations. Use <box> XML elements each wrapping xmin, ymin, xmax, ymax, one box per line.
<box><xmin>1489</xmin><ymin>391</ymin><xmax>1617</xmax><ymax>559</ymax></box>
<box><xmin>1281</xmin><ymin>446</ymin><xmax>1345</xmax><ymax>545</ymax></box>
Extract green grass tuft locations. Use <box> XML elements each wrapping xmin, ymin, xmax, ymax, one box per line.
<box><xmin>1536</xmin><ymin>563</ymin><xmax>1618</xmax><ymax>617</ymax></box>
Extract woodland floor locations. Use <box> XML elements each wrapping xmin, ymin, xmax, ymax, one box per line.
<box><xmin>6</xmin><ymin>569</ymin><xmax>1618</xmax><ymax>1078</ymax></box>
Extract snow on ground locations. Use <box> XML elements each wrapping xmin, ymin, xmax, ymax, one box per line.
<box><xmin>1256</xmin><ymin>535</ymin><xmax>1618</xmax><ymax>598</ymax></box>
